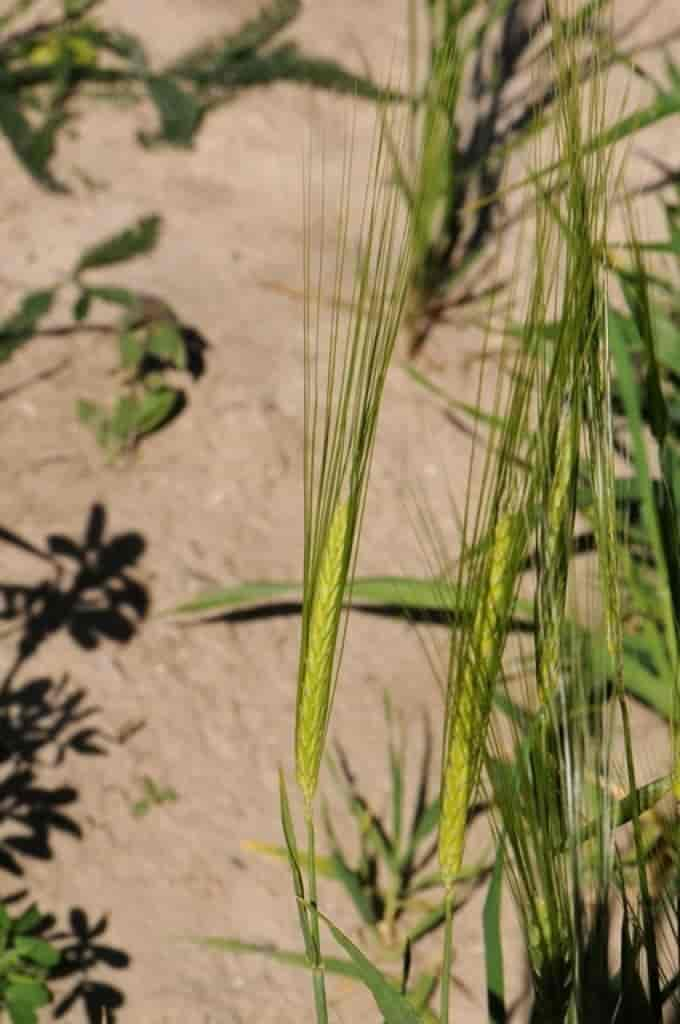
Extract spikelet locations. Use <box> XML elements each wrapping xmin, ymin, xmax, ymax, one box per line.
<box><xmin>296</xmin><ymin>500</ymin><xmax>349</xmax><ymax>806</ymax></box>
<box><xmin>439</xmin><ymin>512</ymin><xmax>516</xmax><ymax>888</ymax></box>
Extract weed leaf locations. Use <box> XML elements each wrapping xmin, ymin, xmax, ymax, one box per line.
<box><xmin>317</xmin><ymin>909</ymin><xmax>424</xmax><ymax>1023</ymax></box>
<box><xmin>142</xmin><ymin>76</ymin><xmax>202</xmax><ymax>146</ymax></box>
<box><xmin>76</xmin><ymin>215</ymin><xmax>161</xmax><ymax>273</ymax></box>
<box><xmin>191</xmin><ymin>936</ymin><xmax>357</xmax><ymax>978</ymax></box>
<box><xmin>0</xmin><ymin>93</ymin><xmax>64</xmax><ymax>191</ymax></box>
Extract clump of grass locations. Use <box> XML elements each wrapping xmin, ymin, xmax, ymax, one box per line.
<box><xmin>191</xmin><ymin>4</ymin><xmax>680</xmax><ymax>1021</ymax></box>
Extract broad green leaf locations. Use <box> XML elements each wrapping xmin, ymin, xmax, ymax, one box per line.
<box><xmin>118</xmin><ymin>331</ymin><xmax>145</xmax><ymax>372</ymax></box>
<box><xmin>133</xmin><ymin>385</ymin><xmax>180</xmax><ymax>437</ymax></box>
<box><xmin>5</xmin><ymin>978</ymin><xmax>50</xmax><ymax>1024</ymax></box>
<box><xmin>142</xmin><ymin>76</ymin><xmax>202</xmax><ymax>146</ymax></box>
<box><xmin>318</xmin><ymin>909</ymin><xmax>424</xmax><ymax>1023</ymax></box>
<box><xmin>0</xmin><ymin>93</ymin><xmax>64</xmax><ymax>191</ymax></box>
<box><xmin>483</xmin><ymin>843</ymin><xmax>506</xmax><ymax>1024</ymax></box>
<box><xmin>14</xmin><ymin>937</ymin><xmax>59</xmax><ymax>969</ymax></box>
<box><xmin>76</xmin><ymin>215</ymin><xmax>161</xmax><ymax>273</ymax></box>
<box><xmin>12</xmin><ymin>907</ymin><xmax>42</xmax><ymax>938</ymax></box>
<box><xmin>146</xmin><ymin>322</ymin><xmax>186</xmax><ymax>369</ymax></box>
<box><xmin>109</xmin><ymin>394</ymin><xmax>138</xmax><ymax>443</ymax></box>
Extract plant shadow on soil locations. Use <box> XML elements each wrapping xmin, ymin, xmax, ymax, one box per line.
<box><xmin>0</xmin><ymin>502</ymin><xmax>147</xmax><ymax>1021</ymax></box>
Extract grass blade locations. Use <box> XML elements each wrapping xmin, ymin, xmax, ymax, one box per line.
<box><xmin>483</xmin><ymin>841</ymin><xmax>506</xmax><ymax>1024</ymax></box>
<box><xmin>316</xmin><ymin>909</ymin><xmax>424</xmax><ymax>1024</ymax></box>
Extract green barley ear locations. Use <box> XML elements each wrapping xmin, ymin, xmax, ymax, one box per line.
<box><xmin>295</xmin><ymin>94</ymin><xmax>413</xmax><ymax>811</ymax></box>
<box><xmin>439</xmin><ymin>510</ymin><xmax>518</xmax><ymax>889</ymax></box>
<box><xmin>290</xmin><ymin>91</ymin><xmax>414</xmax><ymax>1024</ymax></box>
<box><xmin>296</xmin><ymin>499</ymin><xmax>349</xmax><ymax>805</ymax></box>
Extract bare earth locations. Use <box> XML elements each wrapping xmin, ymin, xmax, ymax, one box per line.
<box><xmin>0</xmin><ymin>1</ymin><xmax>678</xmax><ymax>1021</ymax></box>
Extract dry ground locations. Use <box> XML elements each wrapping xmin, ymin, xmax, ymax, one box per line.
<box><xmin>0</xmin><ymin>1</ymin><xmax>678</xmax><ymax>1021</ymax></box>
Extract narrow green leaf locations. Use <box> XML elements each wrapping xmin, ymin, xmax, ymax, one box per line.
<box><xmin>76</xmin><ymin>215</ymin><xmax>161</xmax><ymax>273</ymax></box>
<box><xmin>483</xmin><ymin>843</ymin><xmax>505</xmax><ymax>1024</ymax></box>
<box><xmin>242</xmin><ymin>840</ymin><xmax>337</xmax><ymax>879</ymax></box>
<box><xmin>167</xmin><ymin>576</ymin><xmax>463</xmax><ymax>617</ymax></box>
<box><xmin>169</xmin><ymin>0</ymin><xmax>301</xmax><ymax>76</ymax></box>
<box><xmin>407</xmin><ymin>903</ymin><xmax>447</xmax><ymax>946</ymax></box>
<box><xmin>385</xmin><ymin>694</ymin><xmax>404</xmax><ymax>850</ymax></box>
<box><xmin>321</xmin><ymin>801</ymin><xmax>378</xmax><ymax>926</ymax></box>
<box><xmin>73</xmin><ymin>290</ymin><xmax>91</xmax><ymax>322</ymax></box>
<box><xmin>83</xmin><ymin>285</ymin><xmax>138</xmax><ymax>308</ymax></box>
<box><xmin>279</xmin><ymin>769</ymin><xmax>314</xmax><ymax>961</ymax></box>
<box><xmin>192</xmin><ymin>936</ymin><xmax>357</xmax><ymax>978</ymax></box>
<box><xmin>0</xmin><ymin>289</ymin><xmax>55</xmax><ymax>357</ymax></box>
<box><xmin>318</xmin><ymin>909</ymin><xmax>424</xmax><ymax>1023</ymax></box>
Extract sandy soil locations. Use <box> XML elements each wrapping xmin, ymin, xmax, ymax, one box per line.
<box><xmin>0</xmin><ymin>1</ymin><xmax>679</xmax><ymax>1021</ymax></box>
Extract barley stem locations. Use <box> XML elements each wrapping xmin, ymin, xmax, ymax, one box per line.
<box><xmin>306</xmin><ymin>806</ymin><xmax>328</xmax><ymax>1024</ymax></box>
<box><xmin>440</xmin><ymin>886</ymin><xmax>455</xmax><ymax>1024</ymax></box>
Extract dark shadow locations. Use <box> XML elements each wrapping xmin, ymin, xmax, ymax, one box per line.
<box><xmin>44</xmin><ymin>908</ymin><xmax>130</xmax><ymax>1023</ymax></box>
<box><xmin>0</xmin><ymin>503</ymin><xmax>148</xmax><ymax>683</ymax></box>
<box><xmin>0</xmin><ymin>673</ymin><xmax>104</xmax><ymax>876</ymax></box>
<box><xmin>182</xmin><ymin>598</ymin><xmax>534</xmax><ymax>632</ymax></box>
<box><xmin>139</xmin><ymin>325</ymin><xmax>209</xmax><ymax>381</ymax></box>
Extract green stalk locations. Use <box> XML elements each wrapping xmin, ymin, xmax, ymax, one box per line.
<box><xmin>440</xmin><ymin>887</ymin><xmax>455</xmax><ymax>1024</ymax></box>
<box><xmin>306</xmin><ymin>805</ymin><xmax>328</xmax><ymax>1024</ymax></box>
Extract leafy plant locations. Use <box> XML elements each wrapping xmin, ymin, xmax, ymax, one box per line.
<box><xmin>210</xmin><ymin>696</ymin><xmax>490</xmax><ymax>1016</ymax></box>
<box><xmin>0</xmin><ymin>903</ymin><xmax>59</xmax><ymax>1024</ymax></box>
<box><xmin>0</xmin><ymin>0</ymin><xmax>392</xmax><ymax>190</ymax></box>
<box><xmin>1</xmin><ymin>212</ymin><xmax>197</xmax><ymax>457</ymax></box>
<box><xmin>129</xmin><ymin>776</ymin><xmax>178</xmax><ymax>819</ymax></box>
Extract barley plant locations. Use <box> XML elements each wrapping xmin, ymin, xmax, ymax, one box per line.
<box><xmin>191</xmin><ymin>2</ymin><xmax>680</xmax><ymax>1022</ymax></box>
